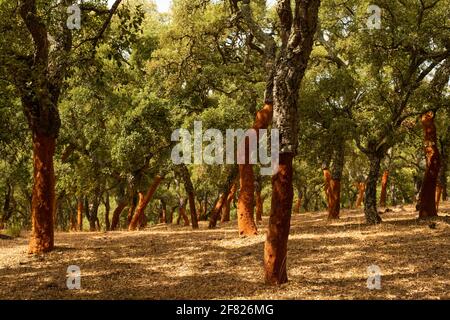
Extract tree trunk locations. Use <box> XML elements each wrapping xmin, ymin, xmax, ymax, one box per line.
<box><xmin>255</xmin><ymin>191</ymin><xmax>264</xmax><ymax>222</ymax></box>
<box><xmin>238</xmin><ymin>164</ymin><xmax>258</xmax><ymax>236</ymax></box>
<box><xmin>328</xmin><ymin>179</ymin><xmax>341</xmax><ymax>219</ymax></box>
<box><xmin>127</xmin><ymin>194</ymin><xmax>138</xmax><ymax>225</ymax></box>
<box><xmin>237</xmin><ymin>103</ymin><xmax>273</xmax><ymax>236</ymax></box>
<box><xmin>110</xmin><ymin>200</ymin><xmax>127</xmax><ymax>231</ymax></box>
<box><xmin>0</xmin><ymin>184</ymin><xmax>13</xmax><ymax>230</ymax></box>
<box><xmin>355</xmin><ymin>182</ymin><xmax>365</xmax><ymax>208</ymax></box>
<box><xmin>364</xmin><ymin>154</ymin><xmax>383</xmax><ymax>225</ymax></box>
<box><xmin>438</xmin><ymin>130</ymin><xmax>449</xmax><ymax>203</ymax></box>
<box><xmin>159</xmin><ymin>199</ymin><xmax>167</xmax><ymax>223</ymax></box>
<box><xmin>85</xmin><ymin>196</ymin><xmax>100</xmax><ymax>232</ymax></box>
<box><xmin>322</xmin><ymin>168</ymin><xmax>332</xmax><ymax>208</ymax></box>
<box><xmin>379</xmin><ymin>170</ymin><xmax>389</xmax><ymax>208</ymax></box>
<box><xmin>168</xmin><ymin>206</ymin><xmax>176</xmax><ymax>224</ymax></box>
<box><xmin>76</xmin><ymin>198</ymin><xmax>83</xmax><ymax>231</ymax></box>
<box><xmin>209</xmin><ymin>166</ymin><xmax>238</xmax><ymax>228</ymax></box>
<box><xmin>129</xmin><ymin>175</ymin><xmax>163</xmax><ymax>231</ymax></box>
<box><xmin>417</xmin><ymin>111</ymin><xmax>441</xmax><ymax>218</ymax></box>
<box><xmin>176</xmin><ymin>198</ymin><xmax>189</xmax><ymax>226</ymax></box>
<box><xmin>264</xmin><ymin>0</ymin><xmax>320</xmax><ymax>284</ymax></box>
<box><xmin>293</xmin><ymin>191</ymin><xmax>302</xmax><ymax>214</ymax></box>
<box><xmin>435</xmin><ymin>185</ymin><xmax>442</xmax><ymax>211</ymax></box>
<box><xmin>255</xmin><ymin>175</ymin><xmax>264</xmax><ymax>222</ymax></box>
<box><xmin>264</xmin><ymin>153</ymin><xmax>294</xmax><ymax>285</ymax></box>
<box><xmin>178</xmin><ymin>164</ymin><xmax>199</xmax><ymax>229</ymax></box>
<box><xmin>104</xmin><ymin>192</ymin><xmax>110</xmax><ymax>231</ymax></box>
<box><xmin>209</xmin><ymin>194</ymin><xmax>226</xmax><ymax>228</ymax></box>
<box><xmin>221</xmin><ymin>183</ymin><xmax>236</xmax><ymax>223</ymax></box>
<box><xmin>329</xmin><ymin>143</ymin><xmax>344</xmax><ymax>219</ymax></box>
<box><xmin>28</xmin><ymin>134</ymin><xmax>56</xmax><ymax>254</ymax></box>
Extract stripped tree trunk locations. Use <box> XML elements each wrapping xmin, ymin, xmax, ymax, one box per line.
<box><xmin>209</xmin><ymin>166</ymin><xmax>238</xmax><ymax>228</ymax></box>
<box><xmin>355</xmin><ymin>182</ymin><xmax>365</xmax><ymax>209</ymax></box>
<box><xmin>264</xmin><ymin>0</ymin><xmax>320</xmax><ymax>285</ymax></box>
<box><xmin>322</xmin><ymin>167</ymin><xmax>332</xmax><ymax>208</ymax></box>
<box><xmin>28</xmin><ymin>134</ymin><xmax>57</xmax><ymax>253</ymax></box>
<box><xmin>221</xmin><ymin>183</ymin><xmax>237</xmax><ymax>222</ymax></box>
<box><xmin>379</xmin><ymin>170</ymin><xmax>389</xmax><ymax>208</ymax></box>
<box><xmin>129</xmin><ymin>175</ymin><xmax>164</xmax><ymax>231</ymax></box>
<box><xmin>238</xmin><ymin>104</ymin><xmax>274</xmax><ymax>236</ymax></box>
<box><xmin>76</xmin><ymin>198</ymin><xmax>83</xmax><ymax>231</ymax></box>
<box><xmin>417</xmin><ymin>111</ymin><xmax>441</xmax><ymax>218</ymax></box>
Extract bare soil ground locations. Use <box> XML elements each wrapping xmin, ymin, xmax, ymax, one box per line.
<box><xmin>1</xmin><ymin>203</ymin><xmax>449</xmax><ymax>300</ymax></box>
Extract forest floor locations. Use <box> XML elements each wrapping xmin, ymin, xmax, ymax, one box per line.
<box><xmin>0</xmin><ymin>203</ymin><xmax>449</xmax><ymax>300</ymax></box>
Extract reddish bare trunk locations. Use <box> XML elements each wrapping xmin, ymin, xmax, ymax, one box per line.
<box><xmin>328</xmin><ymin>179</ymin><xmax>340</xmax><ymax>219</ymax></box>
<box><xmin>322</xmin><ymin>168</ymin><xmax>332</xmax><ymax>207</ymax></box>
<box><xmin>129</xmin><ymin>175</ymin><xmax>163</xmax><ymax>231</ymax></box>
<box><xmin>417</xmin><ymin>112</ymin><xmax>441</xmax><ymax>219</ymax></box>
<box><xmin>76</xmin><ymin>199</ymin><xmax>83</xmax><ymax>231</ymax></box>
<box><xmin>379</xmin><ymin>170</ymin><xmax>389</xmax><ymax>207</ymax></box>
<box><xmin>28</xmin><ymin>134</ymin><xmax>56</xmax><ymax>254</ymax></box>
<box><xmin>209</xmin><ymin>167</ymin><xmax>238</xmax><ymax>228</ymax></box>
<box><xmin>110</xmin><ymin>201</ymin><xmax>127</xmax><ymax>231</ymax></box>
<box><xmin>221</xmin><ymin>183</ymin><xmax>236</xmax><ymax>223</ymax></box>
<box><xmin>237</xmin><ymin>103</ymin><xmax>273</xmax><ymax>236</ymax></box>
<box><xmin>435</xmin><ymin>185</ymin><xmax>442</xmax><ymax>211</ymax></box>
<box><xmin>209</xmin><ymin>194</ymin><xmax>227</xmax><ymax>228</ymax></box>
<box><xmin>238</xmin><ymin>164</ymin><xmax>258</xmax><ymax>236</ymax></box>
<box><xmin>264</xmin><ymin>153</ymin><xmax>294</xmax><ymax>285</ymax></box>
<box><xmin>355</xmin><ymin>182</ymin><xmax>365</xmax><ymax>208</ymax></box>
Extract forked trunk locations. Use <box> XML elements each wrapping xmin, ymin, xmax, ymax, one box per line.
<box><xmin>110</xmin><ymin>201</ymin><xmax>127</xmax><ymax>231</ymax></box>
<box><xmin>127</xmin><ymin>195</ymin><xmax>138</xmax><ymax>224</ymax></box>
<box><xmin>209</xmin><ymin>167</ymin><xmax>238</xmax><ymax>228</ymax></box>
<box><xmin>209</xmin><ymin>194</ymin><xmax>227</xmax><ymax>228</ymax></box>
<box><xmin>379</xmin><ymin>170</ymin><xmax>389</xmax><ymax>208</ymax></box>
<box><xmin>364</xmin><ymin>154</ymin><xmax>383</xmax><ymax>225</ymax></box>
<box><xmin>178</xmin><ymin>164</ymin><xmax>199</xmax><ymax>229</ymax></box>
<box><xmin>417</xmin><ymin>112</ymin><xmax>441</xmax><ymax>219</ymax></box>
<box><xmin>129</xmin><ymin>175</ymin><xmax>163</xmax><ymax>231</ymax></box>
<box><xmin>264</xmin><ymin>153</ymin><xmax>294</xmax><ymax>285</ymax></box>
<box><xmin>221</xmin><ymin>183</ymin><xmax>236</xmax><ymax>223</ymax></box>
<box><xmin>28</xmin><ymin>134</ymin><xmax>56</xmax><ymax>254</ymax></box>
